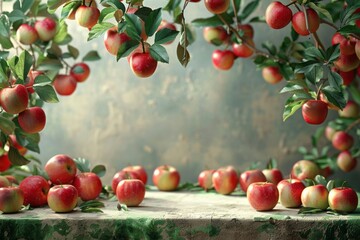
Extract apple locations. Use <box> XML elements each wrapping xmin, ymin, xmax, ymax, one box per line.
<box><xmin>47</xmin><ymin>185</ymin><xmax>78</xmax><ymax>213</ymax></box>
<box><xmin>332</xmin><ymin>33</ymin><xmax>356</xmax><ymax>56</ymax></box>
<box><xmin>198</xmin><ymin>169</ymin><xmax>216</xmax><ymax>191</ymax></box>
<box><xmin>8</xmin><ymin>135</ymin><xmax>27</xmax><ymax>155</ymax></box>
<box><xmin>265</xmin><ymin>1</ymin><xmax>293</xmax><ymax>29</ymax></box>
<box><xmin>232</xmin><ymin>39</ymin><xmax>254</xmax><ymax>58</ymax></box>
<box><xmin>104</xmin><ymin>28</ymin><xmax>131</xmax><ymax>56</ymax></box>
<box><xmin>320</xmin><ymin>92</ymin><xmax>340</xmax><ymax>111</ymax></box>
<box><xmin>16</xmin><ymin>24</ymin><xmax>38</xmax><ymax>45</ymax></box>
<box><xmin>0</xmin><ymin>187</ymin><xmax>24</xmax><ymax>213</ymax></box>
<box><xmin>356</xmin><ymin>40</ymin><xmax>360</xmax><ymax>59</ymax></box>
<box><xmin>26</xmin><ymin>70</ymin><xmax>43</xmax><ymax>94</ymax></box>
<box><xmin>0</xmin><ymin>154</ymin><xmax>11</xmax><ymax>172</ymax></box>
<box><xmin>75</xmin><ymin>5</ymin><xmax>100</xmax><ymax>29</ymax></box>
<box><xmin>325</xmin><ymin>125</ymin><xmax>336</xmax><ymax>141</ymax></box>
<box><xmin>247</xmin><ymin>182</ymin><xmax>279</xmax><ymax>211</ymax></box>
<box><xmin>239</xmin><ymin>169</ymin><xmax>267</xmax><ymax>192</ymax></box>
<box><xmin>116</xmin><ymin>179</ymin><xmax>145</xmax><ymax>207</ymax></box>
<box><xmin>111</xmin><ymin>170</ymin><xmax>139</xmax><ymax>194</ymax></box>
<box><xmin>262</xmin><ymin>66</ymin><xmax>283</xmax><ymax>84</ymax></box>
<box><xmin>72</xmin><ymin>172</ymin><xmax>103</xmax><ymax>201</ymax></box>
<box><xmin>45</xmin><ymin>154</ymin><xmax>77</xmax><ymax>185</ymax></box>
<box><xmin>291</xmin><ymin>160</ymin><xmax>320</xmax><ymax>180</ymax></box>
<box><xmin>127</xmin><ymin>42</ymin><xmax>151</xmax><ymax>63</ymax></box>
<box><xmin>19</xmin><ymin>175</ymin><xmax>50</xmax><ymax>207</ymax></box>
<box><xmin>237</xmin><ymin>24</ymin><xmax>254</xmax><ymax>39</ymax></box>
<box><xmin>262</xmin><ymin>168</ymin><xmax>283</xmax><ymax>185</ymax></box>
<box><xmin>70</xmin><ymin>63</ymin><xmax>90</xmax><ymax>83</ymax></box>
<box><xmin>334</xmin><ymin>53</ymin><xmax>360</xmax><ymax>72</ymax></box>
<box><xmin>292</xmin><ymin>8</ymin><xmax>320</xmax><ymax>36</ymax></box>
<box><xmin>338</xmin><ymin>100</ymin><xmax>359</xmax><ymax>118</ymax></box>
<box><xmin>53</xmin><ymin>74</ymin><xmax>77</xmax><ymax>96</ymax></box>
<box><xmin>339</xmin><ymin>69</ymin><xmax>356</xmax><ymax>86</ymax></box>
<box><xmin>157</xmin><ymin>20</ymin><xmax>177</xmax><ymax>45</ymax></box>
<box><xmin>34</xmin><ymin>17</ymin><xmax>57</xmax><ymax>41</ymax></box>
<box><xmin>0</xmin><ymin>176</ymin><xmax>10</xmax><ymax>188</ymax></box>
<box><xmin>301</xmin><ymin>184</ymin><xmax>329</xmax><ymax>210</ymax></box>
<box><xmin>203</xmin><ymin>26</ymin><xmax>229</xmax><ymax>46</ymax></box>
<box><xmin>337</xmin><ymin>150</ymin><xmax>357</xmax><ymax>172</ymax></box>
<box><xmin>204</xmin><ymin>0</ymin><xmax>230</xmax><ymax>14</ymax></box>
<box><xmin>301</xmin><ymin>100</ymin><xmax>328</xmax><ymax>125</ymax></box>
<box><xmin>277</xmin><ymin>179</ymin><xmax>305</xmax><ymax>208</ymax></box>
<box><xmin>328</xmin><ymin>187</ymin><xmax>358</xmax><ymax>213</ymax></box>
<box><xmin>212</xmin><ymin>49</ymin><xmax>235</xmax><ymax>70</ymax></box>
<box><xmin>122</xmin><ymin>165</ymin><xmax>147</xmax><ymax>185</ymax></box>
<box><xmin>130</xmin><ymin>52</ymin><xmax>158</xmax><ymax>78</ymax></box>
<box><xmin>332</xmin><ymin>131</ymin><xmax>354</xmax><ymax>151</ymax></box>
<box><xmin>212</xmin><ymin>166</ymin><xmax>238</xmax><ymax>195</ymax></box>
<box><xmin>18</xmin><ymin>107</ymin><xmax>46</xmax><ymax>134</ymax></box>
<box><xmin>152</xmin><ymin>165</ymin><xmax>180</xmax><ymax>191</ymax></box>
<box><xmin>0</xmin><ymin>84</ymin><xmax>29</xmax><ymax>114</ymax></box>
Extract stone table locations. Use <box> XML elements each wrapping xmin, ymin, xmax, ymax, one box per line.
<box><xmin>1</xmin><ymin>190</ymin><xmax>359</xmax><ymax>240</ymax></box>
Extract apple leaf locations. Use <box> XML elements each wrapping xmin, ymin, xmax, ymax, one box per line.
<box><xmin>280</xmin><ymin>84</ymin><xmax>306</xmax><ymax>94</ymax></box>
<box><xmin>125</xmin><ymin>13</ymin><xmax>142</xmax><ymax>35</ymax></box>
<box><xmin>13</xmin><ymin>0</ymin><xmax>35</xmax><ymax>13</ymax></box>
<box><xmin>14</xmin><ymin>130</ymin><xmax>40</xmax><ymax>153</ymax></box>
<box><xmin>117</xmin><ymin>203</ymin><xmax>128</xmax><ymax>211</ymax></box>
<box><xmin>7</xmin><ymin>10</ymin><xmax>26</xmax><ymax>23</ymax></box>
<box><xmin>0</xmin><ymin>115</ymin><xmax>15</xmax><ymax>135</ymax></box>
<box><xmin>154</xmin><ymin>28</ymin><xmax>179</xmax><ymax>45</ymax></box>
<box><xmin>8</xmin><ymin>146</ymin><xmax>30</xmax><ymax>165</ymax></box>
<box><xmin>34</xmin><ymin>75</ymin><xmax>52</xmax><ymax>85</ymax></box>
<box><xmin>304</xmin><ymin>65</ymin><xmax>323</xmax><ymax>85</ymax></box>
<box><xmin>325</xmin><ymin>44</ymin><xmax>340</xmax><ymax>63</ymax></box>
<box><xmin>60</xmin><ymin>1</ymin><xmax>80</xmax><ymax>21</ymax></box>
<box><xmin>116</xmin><ymin>39</ymin><xmax>138</xmax><ymax>60</ymax></box>
<box><xmin>308</xmin><ymin>2</ymin><xmax>333</xmax><ymax>22</ymax></box>
<box><xmin>240</xmin><ymin>0</ymin><xmax>259</xmax><ymax>20</ymax></box>
<box><xmin>150</xmin><ymin>44</ymin><xmax>169</xmax><ymax>63</ymax></box>
<box><xmin>0</xmin><ymin>15</ymin><xmax>13</xmax><ymax>49</ymax></box>
<box><xmin>88</xmin><ymin>22</ymin><xmax>114</xmax><ymax>41</ymax></box>
<box><xmin>92</xmin><ymin>165</ymin><xmax>106</xmax><ymax>178</ymax></box>
<box><xmin>283</xmin><ymin>100</ymin><xmax>305</xmax><ymax>122</ymax></box>
<box><xmin>321</xmin><ymin>86</ymin><xmax>346</xmax><ymax>110</ymax></box>
<box><xmin>67</xmin><ymin>45</ymin><xmax>79</xmax><ymax>59</ymax></box>
<box><xmin>79</xmin><ymin>200</ymin><xmax>105</xmax><ymax>213</ymax></box>
<box><xmin>100</xmin><ymin>0</ymin><xmax>125</xmax><ymax>12</ymax></box>
<box><xmin>314</xmin><ymin>175</ymin><xmax>327</xmax><ymax>186</ymax></box>
<box><xmin>99</xmin><ymin>7</ymin><xmax>116</xmax><ymax>23</ymax></box>
<box><xmin>144</xmin><ymin>8</ymin><xmax>162</xmax><ymax>37</ymax></box>
<box><xmin>34</xmin><ymin>85</ymin><xmax>59</xmax><ymax>103</ymax></box>
<box><xmin>191</xmin><ymin>13</ymin><xmax>233</xmax><ymax>27</ymax></box>
<box><xmin>82</xmin><ymin>51</ymin><xmax>101</xmax><ymax>62</ymax></box>
<box><xmin>47</xmin><ymin>0</ymin><xmax>69</xmax><ymax>13</ymax></box>
<box><xmin>163</xmin><ymin>0</ymin><xmax>182</xmax><ymax>13</ymax></box>
<box><xmin>74</xmin><ymin>157</ymin><xmax>91</xmax><ymax>173</ymax></box>
<box><xmin>54</xmin><ymin>21</ymin><xmax>68</xmax><ymax>44</ymax></box>
<box><xmin>298</xmin><ymin>207</ymin><xmax>326</xmax><ymax>214</ymax></box>
<box><xmin>176</xmin><ymin>43</ymin><xmax>190</xmax><ymax>67</ymax></box>
<box><xmin>349</xmin><ymin>85</ymin><xmax>360</xmax><ymax>105</ymax></box>
<box><xmin>8</xmin><ymin>50</ymin><xmax>32</xmax><ymax>82</ymax></box>
<box><xmin>266</xmin><ymin>158</ymin><xmax>278</xmax><ymax>169</ymax></box>
<box><xmin>36</xmin><ymin>58</ymin><xmax>63</xmax><ymax>71</ymax></box>
<box><xmin>328</xmin><ymin>70</ymin><xmax>342</xmax><ymax>92</ymax></box>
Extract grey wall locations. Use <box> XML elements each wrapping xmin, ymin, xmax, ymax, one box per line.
<box><xmin>38</xmin><ymin>1</ymin><xmax>359</xmax><ymax>188</ymax></box>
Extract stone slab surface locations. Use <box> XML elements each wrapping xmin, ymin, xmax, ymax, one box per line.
<box><xmin>1</xmin><ymin>190</ymin><xmax>360</xmax><ymax>240</ymax></box>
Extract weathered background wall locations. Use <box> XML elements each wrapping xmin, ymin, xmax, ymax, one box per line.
<box><xmin>37</xmin><ymin>1</ymin><xmax>359</xmax><ymax>189</ymax></box>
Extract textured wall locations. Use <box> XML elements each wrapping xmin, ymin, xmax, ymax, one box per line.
<box><xmin>38</xmin><ymin>1</ymin><xmax>359</xmax><ymax>188</ymax></box>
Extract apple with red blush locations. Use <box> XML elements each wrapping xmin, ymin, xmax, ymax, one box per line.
<box><xmin>53</xmin><ymin>74</ymin><xmax>77</xmax><ymax>96</ymax></box>
<box><xmin>152</xmin><ymin>165</ymin><xmax>180</xmax><ymax>191</ymax></box>
<box><xmin>232</xmin><ymin>39</ymin><xmax>254</xmax><ymax>58</ymax></box>
<box><xmin>328</xmin><ymin>187</ymin><xmax>358</xmax><ymax>213</ymax></box>
<box><xmin>73</xmin><ymin>172</ymin><xmax>103</xmax><ymax>201</ymax></box>
<box><xmin>337</xmin><ymin>151</ymin><xmax>357</xmax><ymax>172</ymax></box>
<box><xmin>302</xmin><ymin>100</ymin><xmax>328</xmax><ymax>125</ymax></box>
<box><xmin>262</xmin><ymin>168</ymin><xmax>283</xmax><ymax>185</ymax></box>
<box><xmin>0</xmin><ymin>84</ymin><xmax>29</xmax><ymax>114</ymax></box>
<box><xmin>338</xmin><ymin>100</ymin><xmax>359</xmax><ymax>118</ymax></box>
<box><xmin>16</xmin><ymin>24</ymin><xmax>38</xmax><ymax>45</ymax></box>
<box><xmin>239</xmin><ymin>169</ymin><xmax>266</xmax><ymax>192</ymax></box>
<box><xmin>19</xmin><ymin>175</ymin><xmax>50</xmax><ymax>207</ymax></box>
<box><xmin>265</xmin><ymin>1</ymin><xmax>292</xmax><ymax>29</ymax></box>
<box><xmin>130</xmin><ymin>52</ymin><xmax>158</xmax><ymax>78</ymax></box>
<box><xmin>301</xmin><ymin>184</ymin><xmax>329</xmax><ymax>210</ymax></box>
<box><xmin>70</xmin><ymin>63</ymin><xmax>90</xmax><ymax>83</ymax></box>
<box><xmin>247</xmin><ymin>182</ymin><xmax>279</xmax><ymax>211</ymax></box>
<box><xmin>0</xmin><ymin>187</ymin><xmax>24</xmax><ymax>213</ymax></box>
<box><xmin>34</xmin><ymin>17</ymin><xmax>57</xmax><ymax>42</ymax></box>
<box><xmin>262</xmin><ymin>66</ymin><xmax>283</xmax><ymax>84</ymax></box>
<box><xmin>212</xmin><ymin>166</ymin><xmax>238</xmax><ymax>195</ymax></box>
<box><xmin>8</xmin><ymin>135</ymin><xmax>27</xmax><ymax>155</ymax></box>
<box><xmin>0</xmin><ymin>154</ymin><xmax>11</xmax><ymax>172</ymax></box>
<box><xmin>291</xmin><ymin>160</ymin><xmax>320</xmax><ymax>180</ymax></box>
<box><xmin>332</xmin><ymin>131</ymin><xmax>354</xmax><ymax>151</ymax></box>
<box><xmin>292</xmin><ymin>8</ymin><xmax>320</xmax><ymax>36</ymax></box>
<box><xmin>44</xmin><ymin>154</ymin><xmax>77</xmax><ymax>185</ymax></box>
<box><xmin>212</xmin><ymin>49</ymin><xmax>235</xmax><ymax>70</ymax></box>
<box><xmin>18</xmin><ymin>107</ymin><xmax>46</xmax><ymax>134</ymax></box>
<box><xmin>203</xmin><ymin>26</ymin><xmax>229</xmax><ymax>46</ymax></box>
<box><xmin>116</xmin><ymin>179</ymin><xmax>145</xmax><ymax>207</ymax></box>
<box><xmin>204</xmin><ymin>0</ymin><xmax>230</xmax><ymax>14</ymax></box>
<box><xmin>104</xmin><ymin>28</ymin><xmax>131</xmax><ymax>56</ymax></box>
<box><xmin>198</xmin><ymin>169</ymin><xmax>215</xmax><ymax>191</ymax></box>
<box><xmin>122</xmin><ymin>165</ymin><xmax>147</xmax><ymax>185</ymax></box>
<box><xmin>75</xmin><ymin>5</ymin><xmax>100</xmax><ymax>29</ymax></box>
<box><xmin>47</xmin><ymin>185</ymin><xmax>78</xmax><ymax>213</ymax></box>
<box><xmin>277</xmin><ymin>179</ymin><xmax>305</xmax><ymax>208</ymax></box>
<box><xmin>111</xmin><ymin>170</ymin><xmax>139</xmax><ymax>194</ymax></box>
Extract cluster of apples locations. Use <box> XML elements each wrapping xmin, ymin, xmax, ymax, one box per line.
<box><xmin>111</xmin><ymin>164</ymin><xmax>180</xmax><ymax>207</ymax></box>
<box><xmin>197</xmin><ymin>160</ymin><xmax>358</xmax><ymax>213</ymax></box>
<box><xmin>0</xmin><ymin>154</ymin><xmax>103</xmax><ymax>213</ymax></box>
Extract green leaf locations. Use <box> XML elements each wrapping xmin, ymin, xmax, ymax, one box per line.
<box><xmin>304</xmin><ymin>47</ymin><xmax>324</xmax><ymax>61</ymax></box>
<box><xmin>47</xmin><ymin>0</ymin><xmax>69</xmax><ymax>13</ymax></box>
<box><xmin>278</xmin><ymin>64</ymin><xmax>294</xmax><ymax>80</ymax></box>
<box><xmin>0</xmin><ymin>116</ymin><xmax>15</xmax><ymax>135</ymax></box>
<box><xmin>283</xmin><ymin>100</ymin><xmax>305</xmax><ymax>121</ymax></box>
<box><xmin>261</xmin><ymin>41</ymin><xmax>277</xmax><ymax>55</ymax></box>
<box><xmin>322</xmin><ymin>86</ymin><xmax>346</xmax><ymax>110</ymax></box>
<box><xmin>240</xmin><ymin>0</ymin><xmax>259</xmax><ymax>20</ymax></box>
<box><xmin>8</xmin><ymin>146</ymin><xmax>30</xmax><ymax>165</ymax></box>
<box><xmin>99</xmin><ymin>7</ymin><xmax>116</xmax><ymax>23</ymax></box>
<box><xmin>53</xmin><ymin>20</ymin><xmax>68</xmax><ymax>44</ymax></box>
<box><xmin>33</xmin><ymin>85</ymin><xmax>59</xmax><ymax>103</ymax></box>
<box><xmin>100</xmin><ymin>0</ymin><xmax>125</xmax><ymax>12</ymax></box>
<box><xmin>82</xmin><ymin>51</ymin><xmax>101</xmax><ymax>61</ymax></box>
<box><xmin>117</xmin><ymin>203</ymin><xmax>128</xmax><ymax>211</ymax></box>
<box><xmin>305</xmin><ymin>65</ymin><xmax>323</xmax><ymax>84</ymax></box>
<box><xmin>7</xmin><ymin>9</ymin><xmax>26</xmax><ymax>23</ymax></box>
<box><xmin>124</xmin><ymin>13</ymin><xmax>142</xmax><ymax>37</ymax></box>
<box><xmin>67</xmin><ymin>45</ymin><xmax>79</xmax><ymax>59</ymax></box>
<box><xmin>92</xmin><ymin>165</ymin><xmax>106</xmax><ymax>177</ymax></box>
<box><xmin>14</xmin><ymin>130</ymin><xmax>40</xmax><ymax>153</ymax></box>
<box><xmin>60</xmin><ymin>1</ymin><xmax>80</xmax><ymax>21</ymax></box>
<box><xmin>8</xmin><ymin>50</ymin><xmax>32</xmax><ymax>82</ymax></box>
<box><xmin>308</xmin><ymin>2</ymin><xmax>333</xmax><ymax>22</ymax></box>
<box><xmin>154</xmin><ymin>28</ymin><xmax>178</xmax><ymax>45</ymax></box>
<box><xmin>79</xmin><ymin>200</ymin><xmax>105</xmax><ymax>209</ymax></box>
<box><xmin>191</xmin><ymin>13</ymin><xmax>233</xmax><ymax>27</ymax></box>
<box><xmin>13</xmin><ymin>0</ymin><xmax>35</xmax><ymax>13</ymax></box>
<box><xmin>298</xmin><ymin>207</ymin><xmax>326</xmax><ymax>214</ymax></box>
<box><xmin>74</xmin><ymin>157</ymin><xmax>91</xmax><ymax>172</ymax></box>
<box><xmin>144</xmin><ymin>8</ymin><xmax>162</xmax><ymax>37</ymax></box>
<box><xmin>325</xmin><ymin>44</ymin><xmax>340</xmax><ymax>63</ymax></box>
<box><xmin>349</xmin><ymin>85</ymin><xmax>360</xmax><ymax>105</ymax></box>
<box><xmin>338</xmin><ymin>25</ymin><xmax>360</xmax><ymax>35</ymax></box>
<box><xmin>34</xmin><ymin>75</ymin><xmax>52</xmax><ymax>85</ymax></box>
<box><xmin>328</xmin><ymin>70</ymin><xmax>342</xmax><ymax>91</ymax></box>
<box><xmin>150</xmin><ymin>44</ymin><xmax>169</xmax><ymax>63</ymax></box>
<box><xmin>280</xmin><ymin>84</ymin><xmax>306</xmax><ymax>94</ymax></box>
<box><xmin>176</xmin><ymin>43</ymin><xmax>190</xmax><ymax>67</ymax></box>
<box><xmin>116</xmin><ymin>39</ymin><xmax>139</xmax><ymax>60</ymax></box>
<box><xmin>266</xmin><ymin>158</ymin><xmax>278</xmax><ymax>169</ymax></box>
<box><xmin>88</xmin><ymin>22</ymin><xmax>115</xmax><ymax>41</ymax></box>
<box><xmin>315</xmin><ymin>175</ymin><xmax>327</xmax><ymax>186</ymax></box>
<box><xmin>36</xmin><ymin>58</ymin><xmax>63</xmax><ymax>71</ymax></box>
<box><xmin>163</xmin><ymin>0</ymin><xmax>182</xmax><ymax>12</ymax></box>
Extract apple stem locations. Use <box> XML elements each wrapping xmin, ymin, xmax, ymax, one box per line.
<box><xmin>345</xmin><ymin>118</ymin><xmax>360</xmax><ymax>133</ymax></box>
<box><xmin>286</xmin><ymin>0</ymin><xmax>297</xmax><ymax>7</ymax></box>
<box><xmin>230</xmin><ymin>0</ymin><xmax>239</xmax><ymax>27</ymax></box>
<box><xmin>180</xmin><ymin>1</ymin><xmax>189</xmax><ymax>61</ymax></box>
<box><xmin>320</xmin><ymin>19</ymin><xmax>338</xmax><ymax>31</ymax></box>
<box><xmin>312</xmin><ymin>32</ymin><xmax>325</xmax><ymax>51</ymax></box>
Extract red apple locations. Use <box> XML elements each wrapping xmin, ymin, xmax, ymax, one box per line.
<box><xmin>212</xmin><ymin>49</ymin><xmax>235</xmax><ymax>70</ymax></box>
<box><xmin>339</xmin><ymin>69</ymin><xmax>356</xmax><ymax>86</ymax></box>
<box><xmin>72</xmin><ymin>172</ymin><xmax>103</xmax><ymax>201</ymax></box>
<box><xmin>122</xmin><ymin>165</ymin><xmax>147</xmax><ymax>185</ymax></box>
<box><xmin>247</xmin><ymin>182</ymin><xmax>279</xmax><ymax>211</ymax></box>
<box><xmin>130</xmin><ymin>52</ymin><xmax>158</xmax><ymax>78</ymax></box>
<box><xmin>16</xmin><ymin>24</ymin><xmax>38</xmax><ymax>45</ymax></box>
<box><xmin>232</xmin><ymin>39</ymin><xmax>254</xmax><ymax>58</ymax></box>
<box><xmin>292</xmin><ymin>8</ymin><xmax>320</xmax><ymax>36</ymax></box>
<box><xmin>0</xmin><ymin>84</ymin><xmax>29</xmax><ymax>114</ymax></box>
<box><xmin>0</xmin><ymin>176</ymin><xmax>10</xmax><ymax>188</ymax></box>
<box><xmin>116</xmin><ymin>179</ymin><xmax>145</xmax><ymax>207</ymax></box>
<box><xmin>237</xmin><ymin>24</ymin><xmax>254</xmax><ymax>39</ymax></box>
<box><xmin>0</xmin><ymin>187</ymin><xmax>24</xmax><ymax>213</ymax></box>
<box><xmin>8</xmin><ymin>135</ymin><xmax>27</xmax><ymax>155</ymax></box>
<box><xmin>239</xmin><ymin>169</ymin><xmax>267</xmax><ymax>192</ymax></box>
<box><xmin>328</xmin><ymin>187</ymin><xmax>358</xmax><ymax>213</ymax></box>
<box><xmin>332</xmin><ymin>131</ymin><xmax>354</xmax><ymax>151</ymax></box>
<box><xmin>204</xmin><ymin>0</ymin><xmax>230</xmax><ymax>14</ymax></box>
<box><xmin>262</xmin><ymin>66</ymin><xmax>283</xmax><ymax>84</ymax></box>
<box><xmin>334</xmin><ymin>53</ymin><xmax>360</xmax><ymax>72</ymax></box>
<box><xmin>198</xmin><ymin>169</ymin><xmax>216</xmax><ymax>190</ymax></box>
<box><xmin>262</xmin><ymin>168</ymin><xmax>283</xmax><ymax>185</ymax></box>
<box><xmin>152</xmin><ymin>165</ymin><xmax>180</xmax><ymax>191</ymax></box>
<box><xmin>19</xmin><ymin>175</ymin><xmax>50</xmax><ymax>207</ymax></box>
<box><xmin>26</xmin><ymin>70</ymin><xmax>43</xmax><ymax>94</ymax></box>
<box><xmin>45</xmin><ymin>154</ymin><xmax>77</xmax><ymax>185</ymax></box>
<box><xmin>75</xmin><ymin>5</ymin><xmax>100</xmax><ymax>29</ymax></box>
<box><xmin>203</xmin><ymin>26</ymin><xmax>229</xmax><ymax>46</ymax></box>
<box><xmin>338</xmin><ymin>100</ymin><xmax>359</xmax><ymax>118</ymax></box>
<box><xmin>291</xmin><ymin>160</ymin><xmax>320</xmax><ymax>180</ymax></box>
<box><xmin>70</xmin><ymin>63</ymin><xmax>90</xmax><ymax>83</ymax></box>
<box><xmin>34</xmin><ymin>17</ymin><xmax>57</xmax><ymax>41</ymax></box>
<box><xmin>0</xmin><ymin>154</ymin><xmax>11</xmax><ymax>172</ymax></box>
<box><xmin>332</xmin><ymin>33</ymin><xmax>356</xmax><ymax>56</ymax></box>
<box><xmin>337</xmin><ymin>150</ymin><xmax>357</xmax><ymax>172</ymax></box>
<box><xmin>265</xmin><ymin>1</ymin><xmax>293</xmax><ymax>29</ymax></box>
<box><xmin>18</xmin><ymin>107</ymin><xmax>46</xmax><ymax>134</ymax></box>
<box><xmin>157</xmin><ymin>20</ymin><xmax>177</xmax><ymax>44</ymax></box>
<box><xmin>53</xmin><ymin>74</ymin><xmax>77</xmax><ymax>96</ymax></box>
<box><xmin>111</xmin><ymin>170</ymin><xmax>139</xmax><ymax>194</ymax></box>
<box><xmin>212</xmin><ymin>166</ymin><xmax>238</xmax><ymax>195</ymax></box>
<box><xmin>325</xmin><ymin>125</ymin><xmax>336</xmax><ymax>141</ymax></box>
<box><xmin>301</xmin><ymin>100</ymin><xmax>328</xmax><ymax>125</ymax></box>
<box><xmin>47</xmin><ymin>185</ymin><xmax>78</xmax><ymax>213</ymax></box>
<box><xmin>301</xmin><ymin>184</ymin><xmax>329</xmax><ymax>210</ymax></box>
<box><xmin>277</xmin><ymin>179</ymin><xmax>305</xmax><ymax>208</ymax></box>
<box><xmin>104</xmin><ymin>28</ymin><xmax>131</xmax><ymax>56</ymax></box>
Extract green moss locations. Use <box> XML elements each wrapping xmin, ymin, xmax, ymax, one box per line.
<box><xmin>0</xmin><ymin>219</ymin><xmax>45</xmax><ymax>239</ymax></box>
<box><xmin>53</xmin><ymin>219</ymin><xmax>71</xmax><ymax>236</ymax></box>
<box><xmin>185</xmin><ymin>224</ymin><xmax>221</xmax><ymax>238</ymax></box>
